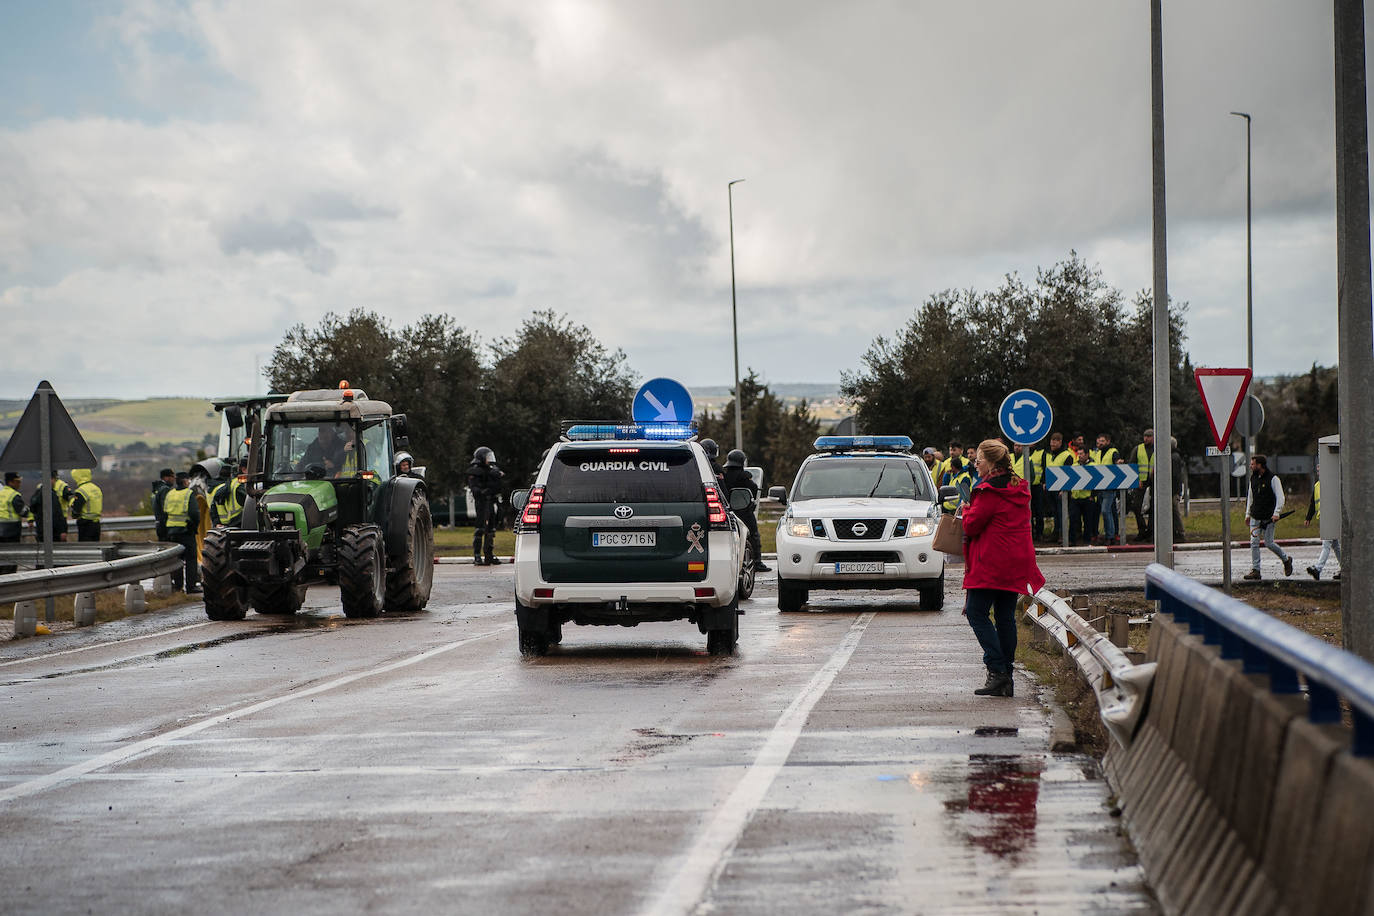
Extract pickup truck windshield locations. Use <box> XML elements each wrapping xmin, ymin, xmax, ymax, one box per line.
<box><xmin>792</xmin><ymin>458</ymin><xmax>934</xmax><ymax>501</ymax></box>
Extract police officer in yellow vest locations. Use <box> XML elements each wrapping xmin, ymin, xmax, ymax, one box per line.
<box><xmin>1</xmin><ymin>471</ymin><xmax>29</xmax><ymax>543</ymax></box>
<box><xmin>210</xmin><ymin>459</ymin><xmax>247</xmax><ymax>527</ymax></box>
<box><xmin>69</xmin><ymin>468</ymin><xmax>103</xmax><ymax>542</ymax></box>
<box><xmin>1013</xmin><ymin>443</ymin><xmax>1047</xmax><ymax>540</ymax></box>
<box><xmin>1127</xmin><ymin>429</ymin><xmax>1155</xmax><ymax>541</ymax></box>
<box><xmin>164</xmin><ymin>471</ymin><xmax>201</xmax><ymax>593</ymax></box>
<box><xmin>1044</xmin><ymin>433</ymin><xmax>1075</xmax><ymax>541</ymax></box>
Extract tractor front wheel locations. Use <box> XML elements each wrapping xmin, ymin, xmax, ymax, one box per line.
<box><xmin>385</xmin><ymin>493</ymin><xmax>434</xmax><ymax>612</ymax></box>
<box><xmin>201</xmin><ymin>529</ymin><xmax>248</xmax><ymax>621</ymax></box>
<box><xmin>340</xmin><ymin>524</ymin><xmax>386</xmax><ymax>618</ymax></box>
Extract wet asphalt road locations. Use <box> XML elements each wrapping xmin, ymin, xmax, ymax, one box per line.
<box><xmin>0</xmin><ymin>546</ymin><xmax>1320</xmax><ymax>914</ymax></box>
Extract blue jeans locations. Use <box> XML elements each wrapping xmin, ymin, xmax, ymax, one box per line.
<box><xmin>1250</xmin><ymin>521</ymin><xmax>1290</xmax><ymax>570</ymax></box>
<box><xmin>965</xmin><ymin>588</ymin><xmax>1019</xmax><ymax>675</ymax></box>
<box><xmin>1100</xmin><ymin>489</ymin><xmax>1118</xmax><ymax>539</ymax></box>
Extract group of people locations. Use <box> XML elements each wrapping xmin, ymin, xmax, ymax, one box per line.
<box><xmin>919</xmin><ymin>429</ymin><xmax>1180</xmax><ymax>546</ymax></box>
<box><xmin>0</xmin><ymin>468</ymin><xmax>105</xmax><ymax>544</ymax></box>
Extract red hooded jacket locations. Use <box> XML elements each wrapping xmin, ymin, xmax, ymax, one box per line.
<box><xmin>961</xmin><ymin>472</ymin><xmax>1045</xmax><ymax>595</ymax></box>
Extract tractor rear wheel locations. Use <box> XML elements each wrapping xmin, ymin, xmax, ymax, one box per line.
<box><xmin>201</xmin><ymin>528</ymin><xmax>248</xmax><ymax>621</ymax></box>
<box><xmin>385</xmin><ymin>493</ymin><xmax>434</xmax><ymax>612</ymax></box>
<box><xmin>339</xmin><ymin>524</ymin><xmax>386</xmax><ymax>618</ymax></box>
<box><xmin>250</xmin><ymin>580</ymin><xmax>307</xmax><ymax>616</ymax></box>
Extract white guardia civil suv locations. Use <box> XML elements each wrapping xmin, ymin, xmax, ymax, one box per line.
<box><xmin>769</xmin><ymin>436</ymin><xmax>947</xmax><ymax>612</ymax></box>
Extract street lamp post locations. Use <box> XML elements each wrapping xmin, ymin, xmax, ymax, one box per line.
<box><xmin>728</xmin><ymin>179</ymin><xmax>745</xmax><ymax>452</ymax></box>
<box><xmin>1230</xmin><ymin>111</ymin><xmax>1256</xmax><ymax>498</ymax></box>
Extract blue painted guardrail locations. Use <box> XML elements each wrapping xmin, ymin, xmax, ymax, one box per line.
<box><xmin>1144</xmin><ymin>562</ymin><xmax>1374</xmax><ymax>756</ymax></box>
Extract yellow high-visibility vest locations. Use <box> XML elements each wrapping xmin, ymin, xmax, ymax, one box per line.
<box><xmin>164</xmin><ymin>487</ymin><xmax>192</xmax><ymax>530</ymax></box>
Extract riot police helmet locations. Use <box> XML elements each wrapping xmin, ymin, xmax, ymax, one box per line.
<box><xmin>395</xmin><ymin>451</ymin><xmax>414</xmax><ymax>474</ymax></box>
<box><xmin>724</xmin><ymin>449</ymin><xmax>746</xmax><ymax>468</ymax></box>
<box><xmin>700</xmin><ymin>439</ymin><xmax>719</xmax><ymax>460</ymax></box>
<box><xmin>473</xmin><ymin>446</ymin><xmax>495</xmax><ymax>465</ymax></box>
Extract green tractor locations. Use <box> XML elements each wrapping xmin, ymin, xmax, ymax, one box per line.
<box><xmin>200</xmin><ymin>384</ymin><xmax>434</xmax><ymax>620</ymax></box>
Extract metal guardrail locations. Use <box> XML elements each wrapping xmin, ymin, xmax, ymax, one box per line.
<box><xmin>90</xmin><ymin>515</ymin><xmax>156</xmax><ymax>532</ymax></box>
<box><xmin>1145</xmin><ymin>562</ymin><xmax>1374</xmax><ymax>757</ymax></box>
<box><xmin>0</xmin><ymin>542</ymin><xmax>184</xmax><ymax>604</ymax></box>
<box><xmin>1024</xmin><ymin>587</ymin><xmax>1158</xmax><ymax>749</ymax></box>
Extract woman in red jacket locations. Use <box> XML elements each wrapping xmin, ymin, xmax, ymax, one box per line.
<box><xmin>961</xmin><ymin>439</ymin><xmax>1046</xmax><ymax>697</ymax></box>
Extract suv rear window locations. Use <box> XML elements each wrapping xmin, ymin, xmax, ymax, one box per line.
<box><xmin>545</xmin><ymin>447</ymin><xmax>703</xmax><ymax>503</ymax></box>
<box><xmin>792</xmin><ymin>457</ymin><xmax>935</xmax><ymax>501</ymax></box>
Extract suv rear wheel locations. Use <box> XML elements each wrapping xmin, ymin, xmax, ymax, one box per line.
<box><xmin>706</xmin><ymin>595</ymin><xmax>739</xmax><ymax>656</ymax></box>
<box><xmin>778</xmin><ymin>578</ymin><xmax>807</xmax><ymax>613</ymax></box>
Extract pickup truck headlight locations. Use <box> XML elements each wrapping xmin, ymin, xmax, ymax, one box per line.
<box><xmin>787</xmin><ymin>519</ymin><xmax>812</xmax><ymax>538</ymax></box>
<box><xmin>907</xmin><ymin>520</ymin><xmax>934</xmax><ymax>537</ymax></box>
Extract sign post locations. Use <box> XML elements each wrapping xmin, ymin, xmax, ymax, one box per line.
<box><xmin>998</xmin><ymin>389</ymin><xmax>1053</xmax><ymax>538</ymax></box>
<box><xmin>0</xmin><ymin>381</ymin><xmax>99</xmax><ymax>628</ymax></box>
<box><xmin>1195</xmin><ymin>368</ymin><xmax>1253</xmax><ymax>594</ymax></box>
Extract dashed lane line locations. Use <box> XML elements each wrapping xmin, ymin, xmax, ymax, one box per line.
<box><xmin>640</xmin><ymin>611</ymin><xmax>877</xmax><ymax>916</ymax></box>
<box><xmin>0</xmin><ymin>624</ymin><xmax>511</xmax><ymax>804</ymax></box>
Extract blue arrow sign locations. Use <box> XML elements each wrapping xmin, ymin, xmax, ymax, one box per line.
<box><xmin>998</xmin><ymin>389</ymin><xmax>1053</xmax><ymax>446</ymax></box>
<box><xmin>1046</xmin><ymin>464</ymin><xmax>1142</xmax><ymax>492</ymax></box>
<box><xmin>633</xmin><ymin>378</ymin><xmax>694</xmax><ymax>423</ymax></box>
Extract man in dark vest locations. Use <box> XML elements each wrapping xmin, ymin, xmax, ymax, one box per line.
<box><xmin>1243</xmin><ymin>454</ymin><xmax>1293</xmax><ymax>581</ymax></box>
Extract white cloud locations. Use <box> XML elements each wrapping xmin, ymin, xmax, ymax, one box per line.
<box><xmin>0</xmin><ymin>0</ymin><xmax>1361</xmax><ymax>400</ymax></box>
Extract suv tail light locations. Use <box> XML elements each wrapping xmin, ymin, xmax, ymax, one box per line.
<box><xmin>705</xmin><ymin>484</ymin><xmax>730</xmax><ymax>530</ymax></box>
<box><xmin>521</xmin><ymin>485</ymin><xmax>546</xmax><ymax>531</ymax></box>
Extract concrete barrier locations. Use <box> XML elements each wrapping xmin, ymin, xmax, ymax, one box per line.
<box><xmin>1105</xmin><ymin>610</ymin><xmax>1374</xmax><ymax>916</ymax></box>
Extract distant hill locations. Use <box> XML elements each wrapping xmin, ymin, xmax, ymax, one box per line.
<box><xmin>0</xmin><ymin>397</ymin><xmax>219</xmax><ymax>451</ymax></box>
<box><xmin>689</xmin><ymin>382</ymin><xmax>849</xmax><ymax>422</ymax></box>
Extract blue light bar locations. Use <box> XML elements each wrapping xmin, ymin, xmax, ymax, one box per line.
<box><xmin>813</xmin><ymin>435</ymin><xmax>913</xmax><ymax>453</ymax></box>
<box><xmin>565</xmin><ymin>422</ymin><xmax>698</xmax><ymax>441</ymax></box>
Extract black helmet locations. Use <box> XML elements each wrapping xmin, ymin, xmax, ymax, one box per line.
<box><xmin>725</xmin><ymin>449</ymin><xmax>746</xmax><ymax>468</ymax></box>
<box><xmin>700</xmin><ymin>438</ymin><xmax>719</xmax><ymax>460</ymax></box>
<box><xmin>473</xmin><ymin>446</ymin><xmax>495</xmax><ymax>465</ymax></box>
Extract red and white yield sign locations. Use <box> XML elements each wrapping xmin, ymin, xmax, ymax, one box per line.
<box><xmin>1194</xmin><ymin>368</ymin><xmax>1253</xmax><ymax>451</ymax></box>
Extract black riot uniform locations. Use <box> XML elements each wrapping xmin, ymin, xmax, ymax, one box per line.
<box><xmin>466</xmin><ymin>447</ymin><xmax>505</xmax><ymax>565</ymax></box>
<box><xmin>721</xmin><ymin>449</ymin><xmax>769</xmax><ymax>572</ymax></box>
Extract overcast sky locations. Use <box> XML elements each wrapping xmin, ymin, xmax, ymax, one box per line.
<box><xmin>0</xmin><ymin>1</ymin><xmax>1365</xmax><ymax>401</ymax></box>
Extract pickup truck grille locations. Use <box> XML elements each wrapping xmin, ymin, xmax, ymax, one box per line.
<box><xmin>832</xmin><ymin>518</ymin><xmax>886</xmax><ymax>540</ymax></box>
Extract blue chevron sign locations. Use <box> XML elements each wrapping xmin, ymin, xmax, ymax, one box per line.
<box><xmin>1046</xmin><ymin>464</ymin><xmax>1141</xmax><ymax>492</ymax></box>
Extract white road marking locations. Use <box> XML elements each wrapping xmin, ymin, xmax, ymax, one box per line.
<box><xmin>0</xmin><ymin>621</ymin><xmax>215</xmax><ymax>668</ymax></box>
<box><xmin>640</xmin><ymin>611</ymin><xmax>876</xmax><ymax>916</ymax></box>
<box><xmin>0</xmin><ymin>625</ymin><xmax>512</xmax><ymax>804</ymax></box>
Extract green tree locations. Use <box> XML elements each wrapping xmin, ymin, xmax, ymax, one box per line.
<box><xmin>265</xmin><ymin>308</ymin><xmax>398</xmax><ymax>394</ymax></box>
<box><xmin>841</xmin><ymin>253</ymin><xmax>1200</xmax><ymax>458</ymax></box>
<box><xmin>697</xmin><ymin>370</ymin><xmax>821</xmax><ymax>491</ymax></box>
<box><xmin>473</xmin><ymin>310</ymin><xmax>639</xmax><ymax>489</ymax></box>
<box><xmin>391</xmin><ymin>315</ymin><xmax>484</xmax><ymax>496</ymax></box>
<box><xmin>264</xmin><ymin>309</ymin><xmax>484</xmax><ymax>495</ymax></box>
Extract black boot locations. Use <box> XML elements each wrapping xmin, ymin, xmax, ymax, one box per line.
<box><xmin>472</xmin><ymin>552</ymin><xmax>485</xmax><ymax>566</ymax></box>
<box><xmin>485</xmin><ymin>555</ymin><xmax>501</xmax><ymax>565</ymax></box>
<box><xmin>974</xmin><ymin>670</ymin><xmax>1014</xmax><ymax>697</ymax></box>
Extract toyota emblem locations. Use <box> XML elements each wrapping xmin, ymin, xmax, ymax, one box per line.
<box><xmin>851</xmin><ymin>522</ymin><xmax>868</xmax><ymax>536</ymax></box>
<box><xmin>614</xmin><ymin>505</ymin><xmax>634</xmax><ymax>519</ymax></box>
